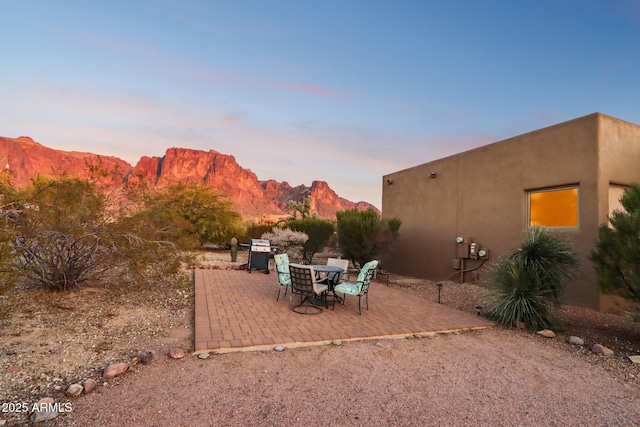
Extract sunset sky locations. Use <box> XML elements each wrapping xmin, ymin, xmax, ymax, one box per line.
<box><xmin>2</xmin><ymin>1</ymin><xmax>640</xmax><ymax>209</ymax></box>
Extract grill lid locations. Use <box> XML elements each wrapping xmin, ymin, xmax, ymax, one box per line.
<box><xmin>250</xmin><ymin>239</ymin><xmax>270</xmax><ymax>246</ymax></box>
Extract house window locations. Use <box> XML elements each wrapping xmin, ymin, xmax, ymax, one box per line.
<box><xmin>528</xmin><ymin>186</ymin><xmax>579</xmax><ymax>228</ymax></box>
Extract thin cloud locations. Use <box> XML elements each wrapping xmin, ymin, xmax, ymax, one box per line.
<box><xmin>186</xmin><ymin>67</ymin><xmax>347</xmax><ymax>101</ymax></box>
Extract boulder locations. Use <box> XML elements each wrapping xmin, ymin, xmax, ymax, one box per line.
<box><xmin>82</xmin><ymin>378</ymin><xmax>97</xmax><ymax>394</ymax></box>
<box><xmin>567</xmin><ymin>336</ymin><xmax>584</xmax><ymax>346</ymax></box>
<box><xmin>30</xmin><ymin>397</ymin><xmax>58</xmax><ymax>423</ymax></box>
<box><xmin>592</xmin><ymin>344</ymin><xmax>614</xmax><ymax>356</ymax></box>
<box><xmin>169</xmin><ymin>348</ymin><xmax>186</xmax><ymax>359</ymax></box>
<box><xmin>66</xmin><ymin>383</ymin><xmax>83</xmax><ymax>397</ymax></box>
<box><xmin>137</xmin><ymin>350</ymin><xmax>157</xmax><ymax>364</ymax></box>
<box><xmin>103</xmin><ymin>362</ymin><xmax>130</xmax><ymax>378</ymax></box>
<box><xmin>536</xmin><ymin>329</ymin><xmax>556</xmax><ymax>338</ymax></box>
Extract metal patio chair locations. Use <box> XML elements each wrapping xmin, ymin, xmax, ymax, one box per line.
<box><xmin>333</xmin><ymin>260</ymin><xmax>379</xmax><ymax>315</ymax></box>
<box><xmin>288</xmin><ymin>264</ymin><xmax>331</xmax><ymax>315</ymax></box>
<box><xmin>274</xmin><ymin>253</ymin><xmax>291</xmax><ymax>301</ymax></box>
<box><xmin>326</xmin><ymin>257</ymin><xmax>350</xmax><ymax>284</ymax></box>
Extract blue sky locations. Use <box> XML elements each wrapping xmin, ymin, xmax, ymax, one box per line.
<box><xmin>1</xmin><ymin>0</ymin><xmax>640</xmax><ymax>209</ymax></box>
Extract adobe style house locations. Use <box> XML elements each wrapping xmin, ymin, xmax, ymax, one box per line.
<box><xmin>382</xmin><ymin>113</ymin><xmax>640</xmax><ymax>311</ymax></box>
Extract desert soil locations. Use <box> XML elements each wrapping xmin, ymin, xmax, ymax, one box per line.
<box><xmin>1</xmin><ymin>250</ymin><xmax>640</xmax><ymax>426</ymax></box>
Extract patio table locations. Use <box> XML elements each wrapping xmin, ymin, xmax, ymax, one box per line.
<box><xmin>312</xmin><ymin>265</ymin><xmax>345</xmax><ymax>304</ymax></box>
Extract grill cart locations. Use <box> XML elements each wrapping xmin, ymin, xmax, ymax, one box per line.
<box><xmin>247</xmin><ymin>239</ymin><xmax>272</xmax><ymax>273</ymax></box>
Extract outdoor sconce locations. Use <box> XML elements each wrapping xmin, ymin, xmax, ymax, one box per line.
<box><xmin>428</xmin><ymin>172</ymin><xmax>437</xmax><ymax>179</ymax></box>
<box><xmin>436</xmin><ymin>282</ymin><xmax>443</xmax><ymax>304</ymax></box>
<box><xmin>386</xmin><ymin>179</ymin><xmax>393</xmax><ymax>185</ymax></box>
<box><xmin>455</xmin><ymin>236</ymin><xmax>464</xmax><ymax>244</ymax></box>
<box><xmin>475</xmin><ymin>305</ymin><xmax>482</xmax><ymax>316</ymax></box>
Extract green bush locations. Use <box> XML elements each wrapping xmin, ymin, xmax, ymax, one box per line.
<box><xmin>4</xmin><ymin>176</ymin><xmax>186</xmax><ymax>291</ymax></box>
<box><xmin>286</xmin><ymin>217</ymin><xmax>335</xmax><ymax>263</ymax></box>
<box><xmin>132</xmin><ymin>182</ymin><xmax>241</xmax><ymax>249</ymax></box>
<box><xmin>486</xmin><ymin>226</ymin><xmax>578</xmax><ymax>330</ymax></box>
<box><xmin>336</xmin><ymin>209</ymin><xmax>401</xmax><ymax>267</ymax></box>
<box><xmin>243</xmin><ymin>223</ymin><xmax>274</xmax><ymax>243</ymax></box>
<box><xmin>590</xmin><ymin>183</ymin><xmax>640</xmax><ymax>301</ymax></box>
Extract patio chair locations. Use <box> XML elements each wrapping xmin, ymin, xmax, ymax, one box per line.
<box><xmin>333</xmin><ymin>260</ymin><xmax>379</xmax><ymax>315</ymax></box>
<box><xmin>288</xmin><ymin>264</ymin><xmax>331</xmax><ymax>315</ymax></box>
<box><xmin>274</xmin><ymin>253</ymin><xmax>291</xmax><ymax>301</ymax></box>
<box><xmin>326</xmin><ymin>258</ymin><xmax>350</xmax><ymax>284</ymax></box>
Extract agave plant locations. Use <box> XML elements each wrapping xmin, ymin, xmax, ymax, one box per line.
<box><xmin>486</xmin><ymin>227</ymin><xmax>578</xmax><ymax>329</ymax></box>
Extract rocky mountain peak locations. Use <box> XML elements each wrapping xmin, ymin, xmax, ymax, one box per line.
<box><xmin>0</xmin><ymin>136</ymin><xmax>378</xmax><ymax>220</ymax></box>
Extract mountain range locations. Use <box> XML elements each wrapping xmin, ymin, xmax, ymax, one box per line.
<box><xmin>0</xmin><ymin>136</ymin><xmax>377</xmax><ymax>221</ymax></box>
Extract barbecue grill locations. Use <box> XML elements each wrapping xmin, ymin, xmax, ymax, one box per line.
<box><xmin>247</xmin><ymin>239</ymin><xmax>272</xmax><ymax>273</ymax></box>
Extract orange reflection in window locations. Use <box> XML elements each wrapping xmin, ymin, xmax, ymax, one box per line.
<box><xmin>529</xmin><ymin>188</ymin><xmax>578</xmax><ymax>227</ymax></box>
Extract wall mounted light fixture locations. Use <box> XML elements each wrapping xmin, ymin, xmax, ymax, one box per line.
<box><xmin>386</xmin><ymin>179</ymin><xmax>393</xmax><ymax>185</ymax></box>
<box><xmin>428</xmin><ymin>172</ymin><xmax>437</xmax><ymax>179</ymax></box>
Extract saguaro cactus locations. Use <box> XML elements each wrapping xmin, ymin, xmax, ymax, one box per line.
<box><xmin>230</xmin><ymin>237</ymin><xmax>238</xmax><ymax>262</ymax></box>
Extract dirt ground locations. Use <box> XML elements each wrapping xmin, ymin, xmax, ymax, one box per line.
<box><xmin>1</xmin><ymin>250</ymin><xmax>640</xmax><ymax>426</ymax></box>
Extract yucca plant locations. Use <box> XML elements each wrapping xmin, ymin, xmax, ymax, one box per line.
<box><xmin>485</xmin><ymin>227</ymin><xmax>578</xmax><ymax>329</ymax></box>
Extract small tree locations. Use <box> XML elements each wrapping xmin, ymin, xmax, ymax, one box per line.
<box><xmin>486</xmin><ymin>226</ymin><xmax>578</xmax><ymax>329</ymax></box>
<box><xmin>336</xmin><ymin>208</ymin><xmax>401</xmax><ymax>267</ymax></box>
<box><xmin>132</xmin><ymin>182</ymin><xmax>241</xmax><ymax>249</ymax></box>
<box><xmin>286</xmin><ymin>217</ymin><xmax>335</xmax><ymax>263</ymax></box>
<box><xmin>286</xmin><ymin>196</ymin><xmax>314</xmax><ymax>220</ymax></box>
<box><xmin>590</xmin><ymin>183</ymin><xmax>640</xmax><ymax>300</ymax></box>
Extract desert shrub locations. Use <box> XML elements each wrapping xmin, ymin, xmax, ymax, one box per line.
<box><xmin>590</xmin><ymin>183</ymin><xmax>640</xmax><ymax>301</ymax></box>
<box><xmin>242</xmin><ymin>223</ymin><xmax>274</xmax><ymax>243</ymax></box>
<box><xmin>336</xmin><ymin>209</ymin><xmax>401</xmax><ymax>267</ymax></box>
<box><xmin>485</xmin><ymin>226</ymin><xmax>578</xmax><ymax>329</ymax></box>
<box><xmin>4</xmin><ymin>176</ymin><xmax>187</xmax><ymax>291</ymax></box>
<box><xmin>286</xmin><ymin>217</ymin><xmax>335</xmax><ymax>263</ymax></box>
<box><xmin>0</xmin><ymin>171</ymin><xmax>22</xmax><ymax>294</ymax></box>
<box><xmin>262</xmin><ymin>227</ymin><xmax>308</xmax><ymax>262</ymax></box>
<box><xmin>130</xmin><ymin>182</ymin><xmax>241</xmax><ymax>249</ymax></box>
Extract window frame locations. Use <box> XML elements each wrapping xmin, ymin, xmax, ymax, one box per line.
<box><xmin>526</xmin><ymin>185</ymin><xmax>580</xmax><ymax>229</ymax></box>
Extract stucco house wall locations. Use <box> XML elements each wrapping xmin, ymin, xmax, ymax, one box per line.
<box><xmin>382</xmin><ymin>113</ymin><xmax>640</xmax><ymax>311</ymax></box>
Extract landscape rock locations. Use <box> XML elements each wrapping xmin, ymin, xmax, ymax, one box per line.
<box><xmin>82</xmin><ymin>378</ymin><xmax>97</xmax><ymax>394</ymax></box>
<box><xmin>274</xmin><ymin>345</ymin><xmax>285</xmax><ymax>352</ymax></box>
<box><xmin>198</xmin><ymin>352</ymin><xmax>210</xmax><ymax>359</ymax></box>
<box><xmin>169</xmin><ymin>348</ymin><xmax>186</xmax><ymax>359</ymax></box>
<box><xmin>66</xmin><ymin>383</ymin><xmax>83</xmax><ymax>397</ymax></box>
<box><xmin>592</xmin><ymin>344</ymin><xmax>614</xmax><ymax>356</ymax></box>
<box><xmin>5</xmin><ymin>365</ymin><xmax>22</xmax><ymax>373</ymax></box>
<box><xmin>102</xmin><ymin>362</ymin><xmax>130</xmax><ymax>378</ymax></box>
<box><xmin>536</xmin><ymin>329</ymin><xmax>556</xmax><ymax>338</ymax></box>
<box><xmin>567</xmin><ymin>336</ymin><xmax>584</xmax><ymax>346</ymax></box>
<box><xmin>30</xmin><ymin>397</ymin><xmax>58</xmax><ymax>423</ymax></box>
<box><xmin>628</xmin><ymin>355</ymin><xmax>640</xmax><ymax>364</ymax></box>
<box><xmin>137</xmin><ymin>349</ymin><xmax>157</xmax><ymax>364</ymax></box>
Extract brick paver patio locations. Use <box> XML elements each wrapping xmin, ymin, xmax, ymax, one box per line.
<box><xmin>194</xmin><ymin>268</ymin><xmax>493</xmax><ymax>353</ymax></box>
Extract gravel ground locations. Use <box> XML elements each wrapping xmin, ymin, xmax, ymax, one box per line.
<box><xmin>2</xmin><ymin>250</ymin><xmax>640</xmax><ymax>426</ymax></box>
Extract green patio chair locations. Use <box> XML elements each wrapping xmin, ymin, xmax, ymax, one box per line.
<box><xmin>274</xmin><ymin>253</ymin><xmax>292</xmax><ymax>301</ymax></box>
<box><xmin>333</xmin><ymin>260</ymin><xmax>379</xmax><ymax>315</ymax></box>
